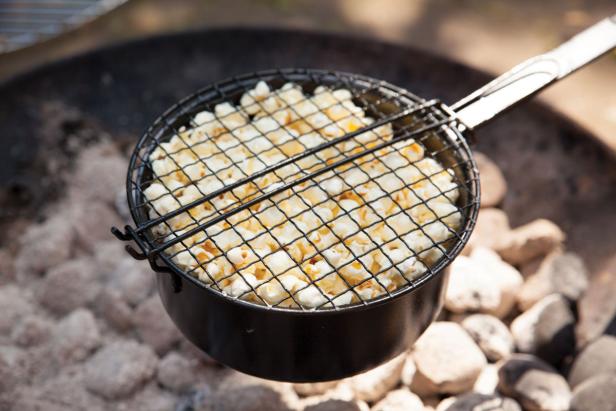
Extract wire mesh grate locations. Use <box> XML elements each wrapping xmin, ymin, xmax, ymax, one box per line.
<box><xmin>115</xmin><ymin>69</ymin><xmax>480</xmax><ymax>311</ymax></box>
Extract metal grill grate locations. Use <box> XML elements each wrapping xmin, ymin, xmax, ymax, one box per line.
<box><xmin>0</xmin><ymin>0</ymin><xmax>126</xmax><ymax>53</ymax></box>
<box><xmin>113</xmin><ymin>69</ymin><xmax>480</xmax><ymax>311</ymax></box>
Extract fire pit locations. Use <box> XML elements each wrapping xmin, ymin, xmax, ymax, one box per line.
<box><xmin>0</xmin><ymin>28</ymin><xmax>615</xmax><ymax>410</ymax></box>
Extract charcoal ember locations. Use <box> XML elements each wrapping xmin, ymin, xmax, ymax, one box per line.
<box><xmin>470</xmin><ymin>248</ymin><xmax>523</xmax><ymax>318</ymax></box>
<box><xmin>11</xmin><ymin>315</ymin><xmax>52</xmax><ymax>347</ymax></box>
<box><xmin>570</xmin><ymin>374</ymin><xmax>616</xmax><ymax>411</ymax></box>
<box><xmin>293</xmin><ymin>381</ymin><xmax>339</xmax><ymax>396</ymax></box>
<box><xmin>461</xmin><ymin>314</ymin><xmax>514</xmax><ymax>361</ymax></box>
<box><xmin>442</xmin><ymin>392</ymin><xmax>521</xmax><ymax>411</ymax></box>
<box><xmin>497</xmin><ymin>354</ymin><xmax>571</xmax><ymax>411</ymax></box>
<box><xmin>304</xmin><ymin>398</ymin><xmax>366</xmax><ymax>411</ymax></box>
<box><xmin>473</xmin><ymin>364</ymin><xmax>499</xmax><ymax>395</ymax></box>
<box><xmin>37</xmin><ymin>258</ymin><xmax>101</xmax><ymax>315</ymax></box>
<box><xmin>96</xmin><ymin>288</ymin><xmax>134</xmax><ymax>331</ymax></box>
<box><xmin>107</xmin><ymin>258</ymin><xmax>154</xmax><ymax>306</ymax></box>
<box><xmin>70</xmin><ymin>142</ymin><xmax>128</xmax><ymax>206</ymax></box>
<box><xmin>510</xmin><ymin>295</ymin><xmax>575</xmax><ymax>366</ymax></box>
<box><xmin>0</xmin><ymin>249</ymin><xmax>14</xmax><ymax>285</ymax></box>
<box><xmin>344</xmin><ymin>352</ymin><xmax>405</xmax><ymax>402</ymax></box>
<box><xmin>411</xmin><ymin>322</ymin><xmax>487</xmax><ymax>396</ymax></box>
<box><xmin>93</xmin><ymin>240</ymin><xmax>127</xmax><ymax>274</ymax></box>
<box><xmin>495</xmin><ymin>219</ymin><xmax>565</xmax><ymax>265</ymax></box>
<box><xmin>568</xmin><ymin>335</ymin><xmax>616</xmax><ymax>388</ymax></box>
<box><xmin>68</xmin><ymin>201</ymin><xmax>122</xmax><ymax>252</ymax></box>
<box><xmin>134</xmin><ymin>296</ymin><xmax>182</xmax><ymax>355</ymax></box>
<box><xmin>0</xmin><ymin>285</ymin><xmax>33</xmax><ymax>335</ymax></box>
<box><xmin>157</xmin><ymin>351</ymin><xmax>206</xmax><ymax>392</ymax></box>
<box><xmin>14</xmin><ymin>214</ymin><xmax>75</xmax><ymax>277</ymax></box>
<box><xmin>11</xmin><ymin>370</ymin><xmax>106</xmax><ymax>411</ymax></box>
<box><xmin>113</xmin><ymin>382</ymin><xmax>178</xmax><ymax>411</ymax></box>
<box><xmin>517</xmin><ymin>252</ymin><xmax>588</xmax><ymax>310</ymax></box>
<box><xmin>0</xmin><ymin>346</ymin><xmax>29</xmax><ymax>394</ymax></box>
<box><xmin>115</xmin><ymin>188</ymin><xmax>131</xmax><ymax>221</ymax></box>
<box><xmin>196</xmin><ymin>373</ymin><xmax>299</xmax><ymax>411</ymax></box>
<box><xmin>84</xmin><ymin>340</ymin><xmax>158</xmax><ymax>400</ymax></box>
<box><xmin>467</xmin><ymin>208</ymin><xmax>511</xmax><ymax>251</ymax></box>
<box><xmin>53</xmin><ymin>309</ymin><xmax>101</xmax><ymax>364</ymax></box>
<box><xmin>475</xmin><ymin>152</ymin><xmax>507</xmax><ymax>208</ymax></box>
<box><xmin>372</xmin><ymin>388</ymin><xmax>423</xmax><ymax>411</ymax></box>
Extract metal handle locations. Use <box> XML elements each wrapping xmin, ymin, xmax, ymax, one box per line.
<box><xmin>452</xmin><ymin>15</ymin><xmax>616</xmax><ymax>130</ymax></box>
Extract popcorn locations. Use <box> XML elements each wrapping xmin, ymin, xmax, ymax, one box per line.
<box><xmin>146</xmin><ymin>81</ymin><xmax>462</xmax><ymax>309</ymax></box>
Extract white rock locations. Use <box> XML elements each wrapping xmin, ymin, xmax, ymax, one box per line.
<box><xmin>461</xmin><ymin>314</ymin><xmax>514</xmax><ymax>361</ymax></box>
<box><xmin>496</xmin><ymin>219</ymin><xmax>565</xmax><ymax>265</ymax></box>
<box><xmin>444</xmin><ymin>256</ymin><xmax>501</xmax><ymax>314</ymax></box>
<box><xmin>411</xmin><ymin>322</ymin><xmax>487</xmax><ymax>395</ymax></box>
<box><xmin>475</xmin><ymin>152</ymin><xmax>507</xmax><ymax>208</ymax></box>
<box><xmin>473</xmin><ymin>364</ymin><xmax>499</xmax><ymax>395</ymax></box>
<box><xmin>372</xmin><ymin>388</ymin><xmax>423</xmax><ymax>411</ymax></box>
<box><xmin>467</xmin><ymin>208</ymin><xmax>511</xmax><ymax>251</ymax></box>
<box><xmin>293</xmin><ymin>381</ymin><xmax>339</xmax><ymax>396</ymax></box>
<box><xmin>345</xmin><ymin>353</ymin><xmax>405</xmax><ymax>402</ymax></box>
<box><xmin>401</xmin><ymin>353</ymin><xmax>417</xmax><ymax>386</ymax></box>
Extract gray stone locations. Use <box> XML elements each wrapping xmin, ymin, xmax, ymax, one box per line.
<box><xmin>462</xmin><ymin>314</ymin><xmax>514</xmax><ymax>361</ymax></box>
<box><xmin>84</xmin><ymin>340</ymin><xmax>158</xmax><ymax>400</ymax></box>
<box><xmin>496</xmin><ymin>219</ymin><xmax>565</xmax><ymax>265</ymax></box>
<box><xmin>475</xmin><ymin>152</ymin><xmax>507</xmax><ymax>208</ymax></box>
<box><xmin>108</xmin><ymin>258</ymin><xmax>154</xmax><ymax>306</ymax></box>
<box><xmin>568</xmin><ymin>335</ymin><xmax>616</xmax><ymax>387</ymax></box>
<box><xmin>12</xmin><ymin>371</ymin><xmax>106</xmax><ymax>411</ymax></box>
<box><xmin>157</xmin><ymin>351</ymin><xmax>201</xmax><ymax>392</ymax></box>
<box><xmin>134</xmin><ymin>295</ymin><xmax>182</xmax><ymax>354</ymax></box>
<box><xmin>37</xmin><ymin>258</ymin><xmax>101</xmax><ymax>315</ymax></box>
<box><xmin>497</xmin><ymin>354</ymin><xmax>571</xmax><ymax>411</ymax></box>
<box><xmin>53</xmin><ymin>309</ymin><xmax>101</xmax><ymax>364</ymax></box>
<box><xmin>14</xmin><ymin>214</ymin><xmax>75</xmax><ymax>277</ymax></box>
<box><xmin>0</xmin><ymin>285</ymin><xmax>33</xmax><ymax>334</ymax></box>
<box><xmin>304</xmin><ymin>399</ymin><xmax>365</xmax><ymax>411</ymax></box>
<box><xmin>372</xmin><ymin>388</ymin><xmax>423</xmax><ymax>411</ymax></box>
<box><xmin>345</xmin><ymin>353</ymin><xmax>405</xmax><ymax>402</ymax></box>
<box><xmin>96</xmin><ymin>288</ymin><xmax>134</xmax><ymax>331</ymax></box>
<box><xmin>11</xmin><ymin>315</ymin><xmax>52</xmax><ymax>347</ymax></box>
<box><xmin>0</xmin><ymin>346</ymin><xmax>29</xmax><ymax>394</ymax></box>
<box><xmin>443</xmin><ymin>393</ymin><xmax>521</xmax><ymax>411</ymax></box>
<box><xmin>570</xmin><ymin>374</ymin><xmax>616</xmax><ymax>411</ymax></box>
<box><xmin>518</xmin><ymin>253</ymin><xmax>588</xmax><ymax>310</ymax></box>
<box><xmin>467</xmin><ymin>208</ymin><xmax>511</xmax><ymax>251</ymax></box>
<box><xmin>411</xmin><ymin>322</ymin><xmax>487</xmax><ymax>395</ymax></box>
<box><xmin>511</xmin><ymin>295</ymin><xmax>575</xmax><ymax>366</ymax></box>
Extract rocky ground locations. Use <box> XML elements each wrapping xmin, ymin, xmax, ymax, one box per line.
<box><xmin>0</xmin><ymin>137</ymin><xmax>614</xmax><ymax>411</ymax></box>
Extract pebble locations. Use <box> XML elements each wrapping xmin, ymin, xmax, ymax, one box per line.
<box><xmin>11</xmin><ymin>315</ymin><xmax>52</xmax><ymax>347</ymax></box>
<box><xmin>134</xmin><ymin>295</ymin><xmax>182</xmax><ymax>355</ymax></box>
<box><xmin>14</xmin><ymin>214</ymin><xmax>75</xmax><ymax>277</ymax></box>
<box><xmin>473</xmin><ymin>364</ymin><xmax>499</xmax><ymax>395</ymax></box>
<box><xmin>475</xmin><ymin>152</ymin><xmax>507</xmax><ymax>208</ymax></box>
<box><xmin>411</xmin><ymin>322</ymin><xmax>487</xmax><ymax>395</ymax></box>
<box><xmin>443</xmin><ymin>393</ymin><xmax>521</xmax><ymax>411</ymax></box>
<box><xmin>37</xmin><ymin>258</ymin><xmax>101</xmax><ymax>315</ymax></box>
<box><xmin>294</xmin><ymin>381</ymin><xmax>339</xmax><ymax>396</ymax></box>
<box><xmin>84</xmin><ymin>340</ymin><xmax>158</xmax><ymax>400</ymax></box>
<box><xmin>497</xmin><ymin>354</ymin><xmax>571</xmax><ymax>411</ymax></box>
<box><xmin>470</xmin><ymin>248</ymin><xmax>523</xmax><ymax>318</ymax></box>
<box><xmin>107</xmin><ymin>258</ymin><xmax>154</xmax><ymax>306</ymax></box>
<box><xmin>0</xmin><ymin>285</ymin><xmax>33</xmax><ymax>334</ymax></box>
<box><xmin>570</xmin><ymin>374</ymin><xmax>616</xmax><ymax>411</ymax></box>
<box><xmin>510</xmin><ymin>295</ymin><xmax>575</xmax><ymax>366</ymax></box>
<box><xmin>96</xmin><ymin>288</ymin><xmax>134</xmax><ymax>331</ymax></box>
<box><xmin>467</xmin><ymin>208</ymin><xmax>511</xmax><ymax>251</ymax></box>
<box><xmin>157</xmin><ymin>351</ymin><xmax>202</xmax><ymax>392</ymax></box>
<box><xmin>400</xmin><ymin>353</ymin><xmax>416</xmax><ymax>386</ymax></box>
<box><xmin>93</xmin><ymin>240</ymin><xmax>127</xmax><ymax>274</ymax></box>
<box><xmin>68</xmin><ymin>201</ymin><xmax>122</xmax><ymax>252</ymax></box>
<box><xmin>462</xmin><ymin>314</ymin><xmax>514</xmax><ymax>361</ymax></box>
<box><xmin>0</xmin><ymin>345</ymin><xmax>29</xmax><ymax>394</ymax></box>
<box><xmin>436</xmin><ymin>397</ymin><xmax>458</xmax><ymax>411</ymax></box>
<box><xmin>444</xmin><ymin>255</ymin><xmax>501</xmax><ymax>314</ymax></box>
<box><xmin>496</xmin><ymin>219</ymin><xmax>565</xmax><ymax>265</ymax></box>
<box><xmin>345</xmin><ymin>353</ymin><xmax>405</xmax><ymax>402</ymax></box>
<box><xmin>53</xmin><ymin>309</ymin><xmax>101</xmax><ymax>364</ymax></box>
<box><xmin>517</xmin><ymin>252</ymin><xmax>588</xmax><ymax>310</ymax></box>
<box><xmin>568</xmin><ymin>335</ymin><xmax>616</xmax><ymax>387</ymax></box>
<box><xmin>372</xmin><ymin>388</ymin><xmax>423</xmax><ymax>411</ymax></box>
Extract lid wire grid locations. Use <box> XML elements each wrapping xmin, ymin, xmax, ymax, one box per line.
<box><xmin>119</xmin><ymin>69</ymin><xmax>479</xmax><ymax>311</ymax></box>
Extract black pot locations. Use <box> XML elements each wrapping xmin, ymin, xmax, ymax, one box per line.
<box><xmin>155</xmin><ymin>257</ymin><xmax>449</xmax><ymax>382</ymax></box>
